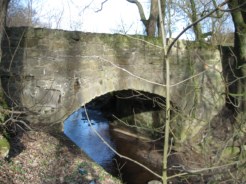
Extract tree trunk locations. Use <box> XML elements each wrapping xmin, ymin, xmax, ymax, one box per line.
<box><xmin>0</xmin><ymin>0</ymin><xmax>10</xmax><ymax>118</ymax></box>
<box><xmin>209</xmin><ymin>0</ymin><xmax>246</xmax><ymax>141</ymax></box>
<box><xmin>146</xmin><ymin>0</ymin><xmax>159</xmax><ymax>36</ymax></box>
<box><xmin>157</xmin><ymin>0</ymin><xmax>166</xmax><ymax>37</ymax></box>
<box><xmin>189</xmin><ymin>0</ymin><xmax>203</xmax><ymax>42</ymax></box>
<box><xmin>0</xmin><ymin>0</ymin><xmax>10</xmax><ymax>56</ymax></box>
<box><xmin>228</xmin><ymin>0</ymin><xmax>246</xmax><ymax>112</ymax></box>
<box><xmin>126</xmin><ymin>0</ymin><xmax>163</xmax><ymax>37</ymax></box>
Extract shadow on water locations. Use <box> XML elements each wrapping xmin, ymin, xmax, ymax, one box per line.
<box><xmin>64</xmin><ymin>107</ymin><xmax>162</xmax><ymax>184</ymax></box>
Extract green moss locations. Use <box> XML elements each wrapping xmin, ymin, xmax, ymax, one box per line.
<box><xmin>0</xmin><ymin>137</ymin><xmax>9</xmax><ymax>147</ymax></box>
<box><xmin>0</xmin><ymin>91</ymin><xmax>8</xmax><ymax>109</ymax></box>
<box><xmin>186</xmin><ymin>40</ymin><xmax>218</xmax><ymax>50</ymax></box>
<box><xmin>0</xmin><ymin>89</ymin><xmax>8</xmax><ymax>124</ymax></box>
<box><xmin>0</xmin><ymin>135</ymin><xmax>10</xmax><ymax>158</ymax></box>
<box><xmin>220</xmin><ymin>146</ymin><xmax>240</xmax><ymax>160</ymax></box>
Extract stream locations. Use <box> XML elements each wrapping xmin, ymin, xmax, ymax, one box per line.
<box><xmin>64</xmin><ymin>107</ymin><xmax>161</xmax><ymax>184</ymax></box>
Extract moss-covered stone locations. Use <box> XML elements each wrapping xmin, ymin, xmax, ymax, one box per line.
<box><xmin>0</xmin><ymin>91</ymin><xmax>8</xmax><ymax>109</ymax></box>
<box><xmin>0</xmin><ymin>135</ymin><xmax>10</xmax><ymax>158</ymax></box>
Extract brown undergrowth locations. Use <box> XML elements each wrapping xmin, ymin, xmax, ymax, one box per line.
<box><xmin>0</xmin><ymin>129</ymin><xmax>121</xmax><ymax>184</ymax></box>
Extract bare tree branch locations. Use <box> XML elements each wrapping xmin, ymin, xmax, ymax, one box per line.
<box><xmin>95</xmin><ymin>0</ymin><xmax>109</xmax><ymax>13</ymax></box>
<box><xmin>126</xmin><ymin>0</ymin><xmax>147</xmax><ymax>26</ymax></box>
<box><xmin>219</xmin><ymin>1</ymin><xmax>246</xmax><ymax>12</ymax></box>
<box><xmin>82</xmin><ymin>0</ymin><xmax>95</xmax><ymax>12</ymax></box>
<box><xmin>0</xmin><ymin>108</ymin><xmax>26</xmax><ymax>115</ymax></box>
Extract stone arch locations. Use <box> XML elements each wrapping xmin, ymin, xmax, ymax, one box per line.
<box><xmin>88</xmin><ymin>89</ymin><xmax>167</xmax><ymax>117</ymax></box>
<box><xmin>64</xmin><ymin>88</ymin><xmax>169</xmax><ymax>139</ymax></box>
<box><xmin>0</xmin><ymin>27</ymin><xmax>225</xmax><ymax>137</ymax></box>
<box><xmin>63</xmin><ymin>90</ymin><xmax>167</xmax><ymax>183</ymax></box>
<box><xmin>66</xmin><ymin>88</ymin><xmax>167</xmax><ymax>123</ymax></box>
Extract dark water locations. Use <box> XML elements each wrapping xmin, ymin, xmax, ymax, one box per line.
<box><xmin>64</xmin><ymin>107</ymin><xmax>161</xmax><ymax>184</ymax></box>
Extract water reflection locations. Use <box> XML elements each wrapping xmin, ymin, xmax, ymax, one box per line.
<box><xmin>64</xmin><ymin>108</ymin><xmax>116</xmax><ymax>173</ymax></box>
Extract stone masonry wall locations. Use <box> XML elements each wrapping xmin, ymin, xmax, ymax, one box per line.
<box><xmin>0</xmin><ymin>27</ymin><xmax>224</xmax><ymax>140</ymax></box>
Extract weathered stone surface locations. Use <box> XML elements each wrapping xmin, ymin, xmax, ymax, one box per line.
<box><xmin>0</xmin><ymin>27</ymin><xmax>224</xmax><ymax>141</ymax></box>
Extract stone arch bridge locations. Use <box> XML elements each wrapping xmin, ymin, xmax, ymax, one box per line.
<box><xmin>1</xmin><ymin>27</ymin><xmax>224</xmax><ymax>131</ymax></box>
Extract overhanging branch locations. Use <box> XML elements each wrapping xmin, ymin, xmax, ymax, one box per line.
<box><xmin>126</xmin><ymin>0</ymin><xmax>147</xmax><ymax>26</ymax></box>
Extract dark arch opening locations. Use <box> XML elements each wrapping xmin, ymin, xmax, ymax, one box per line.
<box><xmin>87</xmin><ymin>89</ymin><xmax>169</xmax><ymax>136</ymax></box>
<box><xmin>88</xmin><ymin>89</ymin><xmax>166</xmax><ymax>117</ymax></box>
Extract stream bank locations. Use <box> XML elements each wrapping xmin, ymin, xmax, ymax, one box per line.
<box><xmin>0</xmin><ymin>130</ymin><xmax>121</xmax><ymax>184</ymax></box>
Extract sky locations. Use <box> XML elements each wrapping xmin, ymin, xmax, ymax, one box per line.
<box><xmin>21</xmin><ymin>0</ymin><xmax>233</xmax><ymax>40</ymax></box>
<box><xmin>32</xmin><ymin>0</ymin><xmax>150</xmax><ymax>35</ymax></box>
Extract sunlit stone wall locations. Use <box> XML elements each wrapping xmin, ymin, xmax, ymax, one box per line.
<box><xmin>1</xmin><ymin>27</ymin><xmax>224</xmax><ymax>138</ymax></box>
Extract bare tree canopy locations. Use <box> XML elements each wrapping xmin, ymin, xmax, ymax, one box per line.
<box><xmin>6</xmin><ymin>0</ymin><xmax>45</xmax><ymax>27</ymax></box>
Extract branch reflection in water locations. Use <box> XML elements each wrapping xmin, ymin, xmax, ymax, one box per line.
<box><xmin>64</xmin><ymin>107</ymin><xmax>116</xmax><ymax>174</ymax></box>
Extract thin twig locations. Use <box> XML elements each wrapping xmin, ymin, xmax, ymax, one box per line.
<box><xmin>99</xmin><ymin>57</ymin><xmax>166</xmax><ymax>87</ymax></box>
<box><xmin>112</xmin><ymin>114</ymin><xmax>163</xmax><ymax>134</ymax></box>
<box><xmin>0</xmin><ymin>108</ymin><xmax>26</xmax><ymax>115</ymax></box>
<box><xmin>95</xmin><ymin>0</ymin><xmax>109</xmax><ymax>13</ymax></box>
<box><xmin>4</xmin><ymin>117</ymin><xmax>32</xmax><ymax>131</ymax></box>
<box><xmin>170</xmin><ymin>161</ymin><xmax>240</xmax><ymax>178</ymax></box>
<box><xmin>123</xmin><ymin>34</ymin><xmax>164</xmax><ymax>49</ymax></box>
<box><xmin>99</xmin><ymin>56</ymin><xmax>206</xmax><ymax>88</ymax></box>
